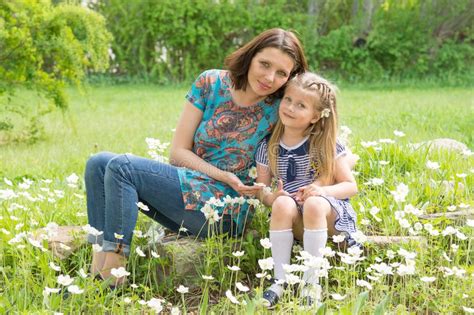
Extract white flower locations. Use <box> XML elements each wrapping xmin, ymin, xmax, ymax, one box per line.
<box><xmin>111</xmin><ymin>267</ymin><xmax>130</xmax><ymax>278</ymax></box>
<box><xmin>171</xmin><ymin>307</ymin><xmax>180</xmax><ymax>315</ymax></box>
<box><xmin>284</xmin><ymin>273</ymin><xmax>302</xmax><ymax>285</ymax></box>
<box><xmin>331</xmin><ymin>293</ymin><xmax>347</xmax><ymax>301</ymax></box>
<box><xmin>283</xmin><ymin>263</ymin><xmax>307</xmax><ymax>273</ymax></box>
<box><xmin>179</xmin><ymin>227</ymin><xmax>188</xmax><ymax>233</ymax></box>
<box><xmin>147</xmin><ymin>298</ymin><xmax>164</xmax><ymax>313</ymax></box>
<box><xmin>398</xmin><ymin>218</ymin><xmax>411</xmax><ymax>229</ymax></box>
<box><xmin>426</xmin><ymin>161</ymin><xmax>440</xmax><ymax>170</ymax></box>
<box><xmin>260</xmin><ymin>238</ymin><xmax>272</xmax><ymax>249</ymax></box>
<box><xmin>361</xmin><ymin>218</ymin><xmax>371</xmax><ymax>225</ymax></box>
<box><xmin>114</xmin><ymin>233</ymin><xmax>124</xmax><ymax>240</ymax></box>
<box><xmin>232</xmin><ymin>251</ymin><xmax>245</xmax><ymax>257</ymax></box>
<box><xmin>414</xmin><ymin>222</ymin><xmax>423</xmax><ymax>231</ymax></box>
<box><xmin>176</xmin><ymin>285</ymin><xmax>189</xmax><ymax>294</ymax></box>
<box><xmin>92</xmin><ymin>244</ymin><xmax>103</xmax><ymax>253</ymax></box>
<box><xmin>390</xmin><ymin>183</ymin><xmax>409</xmax><ymax>203</ymax></box>
<box><xmin>135</xmin><ymin>246</ymin><xmax>146</xmax><ymax>257</ymax></box>
<box><xmin>67</xmin><ymin>285</ymin><xmax>84</xmax><ymax>294</ymax></box>
<box><xmin>371</xmin><ymin>262</ymin><xmax>393</xmax><ymax>275</ymax></box>
<box><xmin>394</xmin><ymin>130</ymin><xmax>405</xmax><ymax>137</ymax></box>
<box><xmin>379</xmin><ymin>138</ymin><xmax>395</xmax><ymax>144</ymax></box>
<box><xmin>200</xmin><ymin>204</ymin><xmax>220</xmax><ymax>224</ymax></box>
<box><xmin>386</xmin><ymin>250</ymin><xmax>396</xmax><ymax>259</ymax></box>
<box><xmin>236</xmin><ymin>282</ymin><xmax>250</xmax><ymax>292</ymax></box>
<box><xmin>43</xmin><ymin>287</ymin><xmax>61</xmax><ymax>296</ymax></box>
<box><xmin>248</xmin><ymin>167</ymin><xmax>257</xmax><ymax>179</ymax></box>
<box><xmin>456</xmin><ymin>231</ymin><xmax>467</xmax><ymax>240</ymax></box>
<box><xmin>467</xmin><ymin>219</ymin><xmax>474</xmax><ymax>227</ymax></box>
<box><xmin>202</xmin><ymin>275</ymin><xmax>214</xmax><ymax>280</ymax></box>
<box><xmin>227</xmin><ymin>265</ymin><xmax>241</xmax><ymax>271</ymax></box>
<box><xmin>226</xmin><ymin>290</ymin><xmax>240</xmax><ymax>304</ymax></box>
<box><xmin>397</xmin><ymin>260</ymin><xmax>416</xmax><ymax>276</ymax></box>
<box><xmin>447</xmin><ymin>205</ymin><xmax>458</xmax><ymax>211</ymax></box>
<box><xmin>133</xmin><ymin>230</ymin><xmax>144</xmax><ymax>238</ymax></box>
<box><xmin>463</xmin><ymin>306</ymin><xmax>474</xmax><ymax>313</ymax></box>
<box><xmin>123</xmin><ymin>297</ymin><xmax>132</xmax><ymax>304</ymax></box>
<box><xmin>258</xmin><ymin>257</ymin><xmax>274</xmax><ymax>271</ymax></box>
<box><xmin>255</xmin><ymin>272</ymin><xmax>267</xmax><ymax>279</ymax></box>
<box><xmin>49</xmin><ymin>262</ymin><xmax>61</xmax><ymax>272</ymax></box>
<box><xmin>319</xmin><ymin>247</ymin><xmax>335</xmax><ymax>257</ymax></box>
<box><xmin>79</xmin><ymin>268</ymin><xmax>88</xmax><ymax>279</ymax></box>
<box><xmin>66</xmin><ymin>173</ymin><xmax>79</xmax><ymax>187</ymax></box>
<box><xmin>442</xmin><ymin>226</ymin><xmax>458</xmax><ymax>236</ymax></box>
<box><xmin>136</xmin><ymin>202</ymin><xmax>150</xmax><ymax>211</ymax></box>
<box><xmin>398</xmin><ymin>248</ymin><xmax>417</xmax><ymax>260</ymax></box>
<box><xmin>247</xmin><ymin>198</ymin><xmax>260</xmax><ymax>207</ymax></box>
<box><xmin>332</xmin><ymin>234</ymin><xmax>345</xmax><ymax>243</ymax></box>
<box><xmin>420</xmin><ymin>276</ymin><xmax>436</xmax><ymax>283</ymax></box>
<box><xmin>57</xmin><ymin>274</ymin><xmax>74</xmax><ymax>286</ymax></box>
<box><xmin>356</xmin><ymin>279</ymin><xmax>372</xmax><ymax>290</ymax></box>
<box><xmin>361</xmin><ymin>141</ymin><xmax>378</xmax><ymax>148</ymax></box>
<box><xmin>207</xmin><ymin>197</ymin><xmax>225</xmax><ymax>207</ymax></box>
<box><xmin>151</xmin><ymin>251</ymin><xmax>160</xmax><ymax>258</ymax></box>
<box><xmin>451</xmin><ymin>244</ymin><xmax>459</xmax><ymax>253</ymax></box>
<box><xmin>456</xmin><ymin>173</ymin><xmax>467</xmax><ymax>178</ymax></box>
<box><xmin>4</xmin><ymin>178</ymin><xmax>13</xmax><ymax>186</ymax></box>
<box><xmin>351</xmin><ymin>231</ymin><xmax>367</xmax><ymax>243</ymax></box>
<box><xmin>130</xmin><ymin>284</ymin><xmax>139</xmax><ymax>289</ymax></box>
<box><xmin>365</xmin><ymin>178</ymin><xmax>384</xmax><ymax>186</ymax></box>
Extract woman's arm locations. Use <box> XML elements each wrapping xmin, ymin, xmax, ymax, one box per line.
<box><xmin>170</xmin><ymin>102</ymin><xmax>261</xmax><ymax>195</ymax></box>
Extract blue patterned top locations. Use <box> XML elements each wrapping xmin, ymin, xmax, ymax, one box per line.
<box><xmin>176</xmin><ymin>69</ymin><xmax>280</xmax><ymax>233</ymax></box>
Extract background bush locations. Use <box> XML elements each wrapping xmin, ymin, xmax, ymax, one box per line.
<box><xmin>85</xmin><ymin>0</ymin><xmax>473</xmax><ymax>84</ymax></box>
<box><xmin>0</xmin><ymin>0</ymin><xmax>112</xmax><ymax>143</ymax></box>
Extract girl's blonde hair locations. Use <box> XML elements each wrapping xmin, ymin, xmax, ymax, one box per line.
<box><xmin>267</xmin><ymin>72</ymin><xmax>338</xmax><ymax>185</ymax></box>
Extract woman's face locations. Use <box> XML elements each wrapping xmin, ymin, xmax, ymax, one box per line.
<box><xmin>246</xmin><ymin>47</ymin><xmax>294</xmax><ymax>98</ymax></box>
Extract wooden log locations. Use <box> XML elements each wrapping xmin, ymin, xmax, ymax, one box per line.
<box><xmin>416</xmin><ymin>209</ymin><xmax>474</xmax><ymax>220</ymax></box>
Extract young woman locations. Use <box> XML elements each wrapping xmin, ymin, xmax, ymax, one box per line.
<box><xmin>85</xmin><ymin>28</ymin><xmax>308</xmax><ymax>286</ymax></box>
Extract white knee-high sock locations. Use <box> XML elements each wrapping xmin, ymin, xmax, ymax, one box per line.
<box><xmin>268</xmin><ymin>229</ymin><xmax>293</xmax><ymax>296</ymax></box>
<box><xmin>302</xmin><ymin>228</ymin><xmax>328</xmax><ymax>286</ymax></box>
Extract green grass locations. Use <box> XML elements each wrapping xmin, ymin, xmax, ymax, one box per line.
<box><xmin>0</xmin><ymin>85</ymin><xmax>473</xmax><ymax>313</ymax></box>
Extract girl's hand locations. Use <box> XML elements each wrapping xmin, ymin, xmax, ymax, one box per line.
<box><xmin>224</xmin><ymin>172</ymin><xmax>262</xmax><ymax>197</ymax></box>
<box><xmin>295</xmin><ymin>183</ymin><xmax>326</xmax><ymax>201</ymax></box>
<box><xmin>265</xmin><ymin>179</ymin><xmax>290</xmax><ymax>205</ymax></box>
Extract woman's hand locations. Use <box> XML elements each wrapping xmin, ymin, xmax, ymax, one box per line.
<box><xmin>224</xmin><ymin>172</ymin><xmax>262</xmax><ymax>197</ymax></box>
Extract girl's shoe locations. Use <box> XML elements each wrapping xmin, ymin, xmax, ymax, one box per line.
<box><xmin>262</xmin><ymin>289</ymin><xmax>280</xmax><ymax>309</ymax></box>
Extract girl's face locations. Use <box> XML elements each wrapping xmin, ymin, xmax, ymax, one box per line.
<box><xmin>279</xmin><ymin>84</ymin><xmax>319</xmax><ymax>132</ymax></box>
<box><xmin>246</xmin><ymin>47</ymin><xmax>294</xmax><ymax>98</ymax></box>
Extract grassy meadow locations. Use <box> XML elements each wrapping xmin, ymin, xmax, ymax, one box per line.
<box><xmin>0</xmin><ymin>85</ymin><xmax>473</xmax><ymax>314</ymax></box>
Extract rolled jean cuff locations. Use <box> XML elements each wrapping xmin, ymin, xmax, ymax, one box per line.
<box><xmin>87</xmin><ymin>233</ymin><xmax>104</xmax><ymax>246</ymax></box>
<box><xmin>102</xmin><ymin>240</ymin><xmax>130</xmax><ymax>257</ymax></box>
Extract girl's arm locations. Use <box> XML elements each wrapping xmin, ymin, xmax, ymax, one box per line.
<box><xmin>256</xmin><ymin>163</ymin><xmax>289</xmax><ymax>206</ymax></box>
<box><xmin>170</xmin><ymin>102</ymin><xmax>261</xmax><ymax>196</ymax></box>
<box><xmin>299</xmin><ymin>156</ymin><xmax>358</xmax><ymax>200</ymax></box>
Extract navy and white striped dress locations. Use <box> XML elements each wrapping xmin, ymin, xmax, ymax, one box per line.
<box><xmin>255</xmin><ymin>136</ymin><xmax>359</xmax><ymax>243</ymax></box>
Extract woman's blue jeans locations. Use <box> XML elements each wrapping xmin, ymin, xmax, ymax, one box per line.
<box><xmin>85</xmin><ymin>152</ymin><xmax>236</xmax><ymax>257</ymax></box>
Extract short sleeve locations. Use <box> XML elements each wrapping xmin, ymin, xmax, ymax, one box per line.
<box><xmin>335</xmin><ymin>140</ymin><xmax>347</xmax><ymax>159</ymax></box>
<box><xmin>185</xmin><ymin>70</ymin><xmax>213</xmax><ymax>111</ymax></box>
<box><xmin>255</xmin><ymin>139</ymin><xmax>269</xmax><ymax>166</ymax></box>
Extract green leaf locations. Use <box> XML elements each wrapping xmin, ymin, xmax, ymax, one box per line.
<box><xmin>352</xmin><ymin>291</ymin><xmax>369</xmax><ymax>315</ymax></box>
<box><xmin>374</xmin><ymin>294</ymin><xmax>390</xmax><ymax>315</ymax></box>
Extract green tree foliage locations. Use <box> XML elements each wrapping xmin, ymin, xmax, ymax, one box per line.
<box><xmin>0</xmin><ymin>0</ymin><xmax>112</xmax><ymax>143</ymax></box>
<box><xmin>90</xmin><ymin>0</ymin><xmax>472</xmax><ymax>84</ymax></box>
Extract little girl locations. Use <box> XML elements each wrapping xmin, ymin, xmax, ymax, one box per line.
<box><xmin>255</xmin><ymin>72</ymin><xmax>359</xmax><ymax>308</ymax></box>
